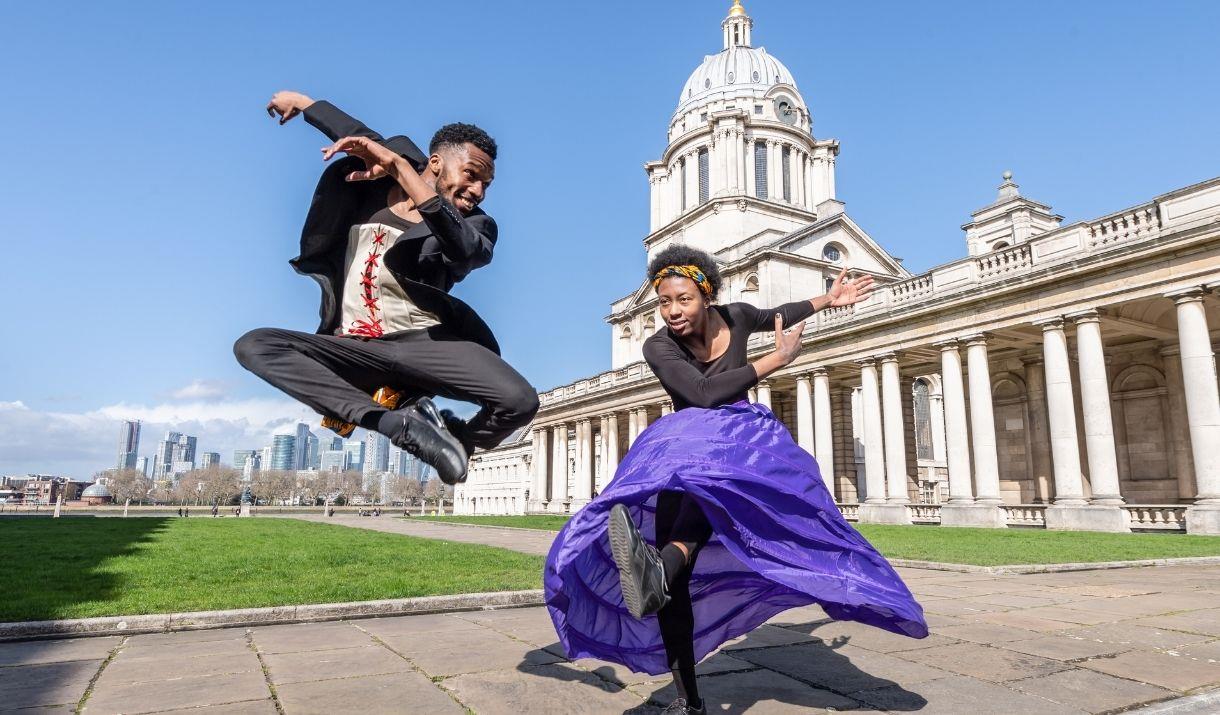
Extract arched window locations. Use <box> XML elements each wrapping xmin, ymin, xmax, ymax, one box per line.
<box><xmin>913</xmin><ymin>379</ymin><xmax>933</xmax><ymax>460</ymax></box>
<box><xmin>992</xmin><ymin>241</ymin><xmax>1010</xmax><ymax>250</ymax></box>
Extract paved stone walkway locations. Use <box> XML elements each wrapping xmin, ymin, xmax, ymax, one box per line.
<box><xmin>3</xmin><ymin>518</ymin><xmax>1219</xmax><ymax>713</ymax></box>
<box><xmin>285</xmin><ymin>514</ymin><xmax>556</xmax><ymax>555</ymax></box>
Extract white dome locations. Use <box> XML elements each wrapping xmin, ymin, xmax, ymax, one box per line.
<box><xmin>676</xmin><ymin>46</ymin><xmax>798</xmax><ymax>116</ymax></box>
<box><xmin>83</xmin><ymin>482</ymin><xmax>112</xmax><ymax>498</ymax></box>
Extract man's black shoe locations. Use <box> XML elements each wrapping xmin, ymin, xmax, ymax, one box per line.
<box><xmin>608</xmin><ymin>503</ymin><xmax>670</xmax><ymax>618</ymax></box>
<box><xmin>438</xmin><ymin>407</ymin><xmax>476</xmax><ymax>457</ymax></box>
<box><xmin>385</xmin><ymin>398</ymin><xmax>468</xmax><ymax>485</ymax></box>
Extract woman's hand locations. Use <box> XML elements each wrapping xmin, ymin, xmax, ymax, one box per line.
<box><xmin>321</xmin><ymin>136</ymin><xmax>399</xmax><ymax>182</ymax></box>
<box><xmin>826</xmin><ymin>267</ymin><xmax>876</xmax><ymax>307</ymax></box>
<box><xmin>773</xmin><ymin>313</ymin><xmax>806</xmax><ymax>365</ymax></box>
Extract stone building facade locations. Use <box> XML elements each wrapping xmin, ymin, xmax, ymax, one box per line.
<box><xmin>457</xmin><ymin>1</ymin><xmax>1220</xmax><ymax>534</ymax></box>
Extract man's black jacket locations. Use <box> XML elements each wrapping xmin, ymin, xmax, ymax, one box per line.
<box><xmin>288</xmin><ymin>100</ymin><xmax>500</xmax><ymax>354</ymax></box>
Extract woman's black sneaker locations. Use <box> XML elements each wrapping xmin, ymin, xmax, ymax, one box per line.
<box><xmin>608</xmin><ymin>503</ymin><xmax>670</xmax><ymax>618</ymax></box>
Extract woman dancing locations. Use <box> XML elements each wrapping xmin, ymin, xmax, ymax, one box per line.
<box><xmin>544</xmin><ymin>244</ymin><xmax>928</xmax><ymax>715</ymax></box>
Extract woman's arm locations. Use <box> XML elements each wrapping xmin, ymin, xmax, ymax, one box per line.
<box><xmin>644</xmin><ymin>339</ymin><xmax>762</xmax><ymax>409</ymax></box>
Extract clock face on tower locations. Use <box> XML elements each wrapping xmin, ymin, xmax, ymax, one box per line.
<box><xmin>773</xmin><ymin>95</ymin><xmax>797</xmax><ymax>125</ymax></box>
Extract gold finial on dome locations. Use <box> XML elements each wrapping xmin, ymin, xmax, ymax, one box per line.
<box><xmin>729</xmin><ymin>0</ymin><xmax>747</xmax><ymax>17</ymax></box>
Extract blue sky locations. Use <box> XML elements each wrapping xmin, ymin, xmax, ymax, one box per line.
<box><xmin>2</xmin><ymin>1</ymin><xmax>1218</xmax><ymax>478</ymax></box>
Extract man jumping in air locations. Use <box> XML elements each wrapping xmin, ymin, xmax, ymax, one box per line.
<box><xmin>235</xmin><ymin>91</ymin><xmax>538</xmax><ymax>485</ymax></box>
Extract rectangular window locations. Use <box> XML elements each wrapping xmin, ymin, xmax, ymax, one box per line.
<box><xmin>754</xmin><ymin>105</ymin><xmax>763</xmax><ymax>115</ymax></box>
<box><xmin>753</xmin><ymin>141</ymin><xmax>767</xmax><ymax>199</ymax></box>
<box><xmin>698</xmin><ymin>149</ymin><xmax>710</xmax><ymax>204</ymax></box>
<box><xmin>680</xmin><ymin>157</ymin><xmax>687</xmax><ymax>211</ymax></box>
<box><xmin>782</xmin><ymin>146</ymin><xmax>791</xmax><ymax>202</ymax></box>
<box><xmin>700</xmin><ymin>112</ymin><xmax>708</xmax><ymax>124</ymax></box>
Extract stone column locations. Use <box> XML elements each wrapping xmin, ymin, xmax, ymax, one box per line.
<box><xmin>684</xmin><ymin>152</ymin><xmax>698</xmax><ymax>210</ymax></box>
<box><xmin>1168</xmin><ymin>289</ymin><xmax>1220</xmax><ymax>534</ymax></box>
<box><xmin>737</xmin><ymin>133</ymin><xmax>747</xmax><ymax>191</ymax></box>
<box><xmin>810</xmin><ymin>155</ymin><xmax>825</xmax><ymax>206</ymax></box>
<box><xmin>963</xmin><ymin>334</ymin><xmax>1002</xmax><ymax>504</ymax></box>
<box><xmin>812</xmin><ymin>367</ymin><xmax>835</xmax><ymax>496</ymax></box>
<box><xmin>756</xmin><ymin>381</ymin><xmax>773</xmax><ymax>409</ymax></box>
<box><xmin>604</xmin><ymin>413</ymin><xmax>620</xmax><ymax>487</ymax></box>
<box><xmin>1037</xmin><ymin>318</ymin><xmax>1086</xmax><ymax>505</ymax></box>
<box><xmin>747</xmin><ymin>387</ymin><xmax>758</xmax><ymax>403</ymax></box>
<box><xmin>804</xmin><ymin>155</ymin><xmax>815</xmax><ymax>208</ymax></box>
<box><xmin>661</xmin><ymin>401</ymin><xmax>673</xmax><ymax>417</ymax></box>
<box><xmin>636</xmin><ymin>407</ymin><xmax>651</xmax><ymax>434</ymax></box>
<box><xmin>627</xmin><ymin>408</ymin><xmax>639</xmax><ymax>446</ymax></box>
<box><xmin>788</xmin><ymin>146</ymin><xmax>800</xmax><ymax>204</ymax></box>
<box><xmin>551</xmin><ymin>423</ymin><xmax>569</xmax><ymax>511</ymax></box>
<box><xmin>1069</xmin><ymin>310</ymin><xmax>1123</xmax><ymax>505</ymax></box>
<box><xmin>530</xmin><ymin>427</ymin><xmax>548</xmax><ymax>512</ymax></box>
<box><xmin>879</xmin><ymin>354</ymin><xmax>911</xmax><ymax>505</ymax></box>
<box><xmin>935</xmin><ymin>340</ymin><xmax>974</xmax><ymax>505</ymax></box>
<box><xmin>1037</xmin><ymin>318</ymin><xmax>1126</xmax><ymax>531</ymax></box>
<box><xmin>573</xmin><ymin>418</ymin><xmax>594</xmax><ymax>507</ymax></box>
<box><xmin>857</xmin><ymin>359</ymin><xmax>888</xmax><ymax>506</ymax></box>
<box><xmin>1159</xmin><ymin>346</ymin><xmax>1196</xmax><ymax>501</ymax></box>
<box><xmin>795</xmin><ymin>373</ymin><xmax>814</xmax><ymax>455</ymax></box>
<box><xmin>1022</xmin><ymin>357</ymin><xmax>1055</xmax><ymax>503</ymax></box>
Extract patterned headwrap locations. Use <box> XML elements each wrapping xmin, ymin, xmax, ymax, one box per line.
<box><xmin>652</xmin><ymin>265</ymin><xmax>713</xmax><ymax>297</ymax></box>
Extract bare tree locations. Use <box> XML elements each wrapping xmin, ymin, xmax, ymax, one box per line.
<box><xmin>196</xmin><ymin>467</ymin><xmax>241</xmax><ymax>505</ymax></box>
<box><xmin>103</xmin><ymin>468</ymin><xmax>153</xmax><ymax>505</ymax></box>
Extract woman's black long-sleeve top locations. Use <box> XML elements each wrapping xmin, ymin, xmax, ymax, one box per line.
<box><xmin>642</xmin><ymin>301</ymin><xmax>815</xmax><ymax>411</ymax></box>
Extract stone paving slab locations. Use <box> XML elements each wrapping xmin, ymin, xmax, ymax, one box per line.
<box><xmin>2</xmin><ymin>555</ymin><xmax>1219</xmax><ymax>712</ymax></box>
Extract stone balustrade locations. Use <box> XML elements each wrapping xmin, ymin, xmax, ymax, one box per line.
<box><xmin>908</xmin><ymin>504</ymin><xmax>942</xmax><ymax>523</ymax></box>
<box><xmin>837</xmin><ymin>503</ymin><xmax>860</xmax><ymax>521</ymax></box>
<box><xmin>1124</xmin><ymin>505</ymin><xmax>1187</xmax><ymax>531</ymax></box>
<box><xmin>1002</xmin><ymin>504</ymin><xmax>1048</xmax><ymax>527</ymax></box>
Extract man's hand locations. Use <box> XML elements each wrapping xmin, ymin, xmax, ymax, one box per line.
<box><xmin>266</xmin><ymin>90</ymin><xmax>315</xmax><ymax>125</ymax></box>
<box><xmin>773</xmin><ymin>313</ymin><xmax>807</xmax><ymax>365</ymax></box>
<box><xmin>827</xmin><ymin>267</ymin><xmax>875</xmax><ymax>307</ymax></box>
<box><xmin>322</xmin><ymin>136</ymin><xmax>400</xmax><ymax>182</ymax></box>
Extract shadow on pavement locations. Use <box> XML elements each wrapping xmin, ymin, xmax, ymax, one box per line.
<box><xmin>515</xmin><ymin>627</ymin><xmax>927</xmax><ymax>714</ymax></box>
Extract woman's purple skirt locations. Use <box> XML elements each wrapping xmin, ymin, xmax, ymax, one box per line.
<box><xmin>544</xmin><ymin>401</ymin><xmax>928</xmax><ymax>675</ymax></box>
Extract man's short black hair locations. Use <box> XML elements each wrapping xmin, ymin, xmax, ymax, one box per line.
<box><xmin>647</xmin><ymin>244</ymin><xmax>723</xmax><ymax>300</ymax></box>
<box><xmin>429</xmin><ymin>122</ymin><xmax>497</xmax><ymax>160</ymax></box>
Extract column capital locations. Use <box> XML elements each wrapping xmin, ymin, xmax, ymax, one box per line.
<box><xmin>794</xmin><ymin>372</ymin><xmax>813</xmax><ymax>384</ymax></box>
<box><xmin>660</xmin><ymin>400</ymin><xmax>673</xmax><ymax>410</ymax></box>
<box><xmin>932</xmin><ymin>338</ymin><xmax>959</xmax><ymax>351</ymax></box>
<box><xmin>854</xmin><ymin>357</ymin><xmax>877</xmax><ymax>368</ymax></box>
<box><xmin>1165</xmin><ymin>286</ymin><xmax>1207</xmax><ymax>304</ymax></box>
<box><xmin>961</xmin><ymin>332</ymin><xmax>989</xmax><ymax>346</ymax></box>
<box><xmin>1066</xmin><ymin>308</ymin><xmax>1105</xmax><ymax>324</ymax></box>
<box><xmin>1158</xmin><ymin>344</ymin><xmax>1181</xmax><ymax>358</ymax></box>
<box><xmin>756</xmin><ymin>379</ymin><xmax>773</xmax><ymax>388</ymax></box>
<box><xmin>1020</xmin><ymin>354</ymin><xmax>1045</xmax><ymax>367</ymax></box>
<box><xmin>1033</xmin><ymin>316</ymin><xmax>1066</xmax><ymax>332</ymax></box>
<box><xmin>576</xmin><ymin>417</ymin><xmax>591</xmax><ymax>426</ymax></box>
<box><xmin>876</xmin><ymin>351</ymin><xmax>899</xmax><ymax>365</ymax></box>
<box><xmin>809</xmin><ymin>366</ymin><xmax>830</xmax><ymax>378</ymax></box>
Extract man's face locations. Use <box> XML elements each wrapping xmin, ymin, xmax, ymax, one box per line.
<box><xmin>432</xmin><ymin>143</ymin><xmax>495</xmax><ymax>214</ymax></box>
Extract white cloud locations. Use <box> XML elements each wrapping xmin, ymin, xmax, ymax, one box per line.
<box><xmin>0</xmin><ymin>398</ymin><xmax>325</xmax><ymax>480</ymax></box>
<box><xmin>167</xmin><ymin>379</ymin><xmax>227</xmax><ymax>401</ymax></box>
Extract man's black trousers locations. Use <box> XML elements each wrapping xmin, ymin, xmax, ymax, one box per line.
<box><xmin>234</xmin><ymin>327</ymin><xmax>539</xmax><ymax>449</ymax></box>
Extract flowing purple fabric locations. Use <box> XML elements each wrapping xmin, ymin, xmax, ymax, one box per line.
<box><xmin>544</xmin><ymin>401</ymin><xmax>928</xmax><ymax>675</ymax></box>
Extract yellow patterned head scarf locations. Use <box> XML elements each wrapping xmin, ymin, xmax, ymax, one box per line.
<box><xmin>652</xmin><ymin>265</ymin><xmax>713</xmax><ymax>297</ymax></box>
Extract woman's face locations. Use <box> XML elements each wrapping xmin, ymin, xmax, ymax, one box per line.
<box><xmin>656</xmin><ymin>276</ymin><xmax>710</xmax><ymax>338</ymax></box>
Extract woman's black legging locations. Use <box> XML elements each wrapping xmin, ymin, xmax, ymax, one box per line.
<box><xmin>655</xmin><ymin>490</ymin><xmax>713</xmax><ymax>707</ymax></box>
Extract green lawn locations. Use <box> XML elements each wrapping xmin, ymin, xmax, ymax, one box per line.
<box><xmin>418</xmin><ymin>515</ymin><xmax>1220</xmax><ymax>566</ymax></box>
<box><xmin>0</xmin><ymin>517</ymin><xmax>543</xmax><ymax>622</ymax></box>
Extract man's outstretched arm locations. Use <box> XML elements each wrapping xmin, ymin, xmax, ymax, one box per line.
<box><xmin>267</xmin><ymin>90</ymin><xmax>380</xmax><ymax>141</ymax></box>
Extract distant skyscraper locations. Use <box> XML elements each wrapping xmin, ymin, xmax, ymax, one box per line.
<box><xmin>319</xmin><ymin>449</ymin><xmax>348</xmax><ymax>473</ymax></box>
<box><xmin>136</xmin><ymin>456</ymin><xmax>150</xmax><ymax>477</ymax></box>
<box><xmin>343</xmin><ymin>440</ymin><xmax>365</xmax><ymax>473</ymax></box>
<box><xmin>200</xmin><ymin>452</ymin><xmax>220</xmax><ymax>469</ymax></box>
<box><xmin>155</xmin><ymin>431</ymin><xmax>182</xmax><ymax>478</ymax></box>
<box><xmin>329</xmin><ymin>436</ymin><xmax>343</xmax><ymax>451</ymax></box>
<box><xmin>270</xmin><ymin>435</ymin><xmax>296</xmax><ymax>471</ymax></box>
<box><xmin>171</xmin><ymin>434</ymin><xmax>197</xmax><ymax>471</ymax></box>
<box><xmin>293</xmin><ymin>423</ymin><xmax>312</xmax><ymax>470</ymax></box>
<box><xmin>364</xmin><ymin>432</ymin><xmax>389</xmax><ymax>478</ymax></box>
<box><xmin>233</xmin><ymin>450</ymin><xmax>258</xmax><ymax>472</ymax></box>
<box><xmin>116</xmin><ymin>420</ymin><xmax>141</xmax><ymax>471</ymax></box>
<box><xmin>305</xmin><ymin>432</ymin><xmax>320</xmax><ymax>470</ymax></box>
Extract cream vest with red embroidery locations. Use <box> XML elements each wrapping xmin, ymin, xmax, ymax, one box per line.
<box><xmin>339</xmin><ymin>223</ymin><xmax>441</xmax><ymax>337</ymax></box>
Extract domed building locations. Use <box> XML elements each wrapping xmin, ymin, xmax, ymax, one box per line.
<box><xmin>460</xmin><ymin>2</ymin><xmax>1220</xmax><ymax>536</ymax></box>
<box><xmin>82</xmin><ymin>479</ymin><xmax>114</xmax><ymax>506</ymax></box>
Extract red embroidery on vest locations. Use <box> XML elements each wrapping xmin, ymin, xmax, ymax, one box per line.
<box><xmin>347</xmin><ymin>228</ymin><xmax>389</xmax><ymax>338</ymax></box>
